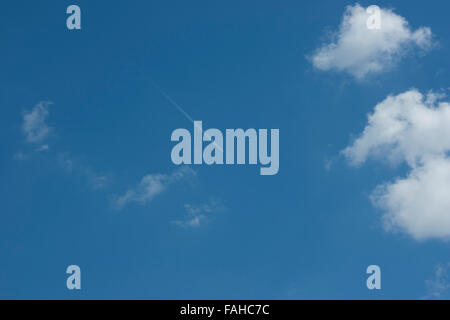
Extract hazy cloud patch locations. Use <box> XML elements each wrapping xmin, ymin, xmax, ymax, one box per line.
<box><xmin>172</xmin><ymin>198</ymin><xmax>225</xmax><ymax>228</ymax></box>
<box><xmin>22</xmin><ymin>101</ymin><xmax>53</xmax><ymax>143</ymax></box>
<box><xmin>424</xmin><ymin>263</ymin><xmax>450</xmax><ymax>299</ymax></box>
<box><xmin>112</xmin><ymin>167</ymin><xmax>196</xmax><ymax>210</ymax></box>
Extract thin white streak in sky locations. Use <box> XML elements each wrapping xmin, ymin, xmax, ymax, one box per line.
<box><xmin>150</xmin><ymin>80</ymin><xmax>223</xmax><ymax>153</ymax></box>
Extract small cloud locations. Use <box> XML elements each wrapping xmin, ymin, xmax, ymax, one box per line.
<box><xmin>324</xmin><ymin>158</ymin><xmax>334</xmax><ymax>171</ymax></box>
<box><xmin>112</xmin><ymin>166</ymin><xmax>196</xmax><ymax>210</ymax></box>
<box><xmin>172</xmin><ymin>198</ymin><xmax>225</xmax><ymax>228</ymax></box>
<box><xmin>310</xmin><ymin>4</ymin><xmax>434</xmax><ymax>80</ymax></box>
<box><xmin>58</xmin><ymin>153</ymin><xmax>74</xmax><ymax>172</ymax></box>
<box><xmin>22</xmin><ymin>101</ymin><xmax>53</xmax><ymax>143</ymax></box>
<box><xmin>424</xmin><ymin>263</ymin><xmax>450</xmax><ymax>299</ymax></box>
<box><xmin>36</xmin><ymin>144</ymin><xmax>49</xmax><ymax>152</ymax></box>
<box><xmin>89</xmin><ymin>174</ymin><xmax>110</xmax><ymax>190</ymax></box>
<box><xmin>13</xmin><ymin>152</ymin><xmax>28</xmax><ymax>161</ymax></box>
<box><xmin>14</xmin><ymin>102</ymin><xmax>53</xmax><ymax>160</ymax></box>
<box><xmin>184</xmin><ymin>198</ymin><xmax>225</xmax><ymax>215</ymax></box>
<box><xmin>172</xmin><ymin>214</ymin><xmax>207</xmax><ymax>228</ymax></box>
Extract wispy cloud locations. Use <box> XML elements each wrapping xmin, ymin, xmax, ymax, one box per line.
<box><xmin>15</xmin><ymin>102</ymin><xmax>112</xmax><ymax>191</ymax></box>
<box><xmin>90</xmin><ymin>174</ymin><xmax>110</xmax><ymax>190</ymax></box>
<box><xmin>22</xmin><ymin>101</ymin><xmax>53</xmax><ymax>143</ymax></box>
<box><xmin>112</xmin><ymin>166</ymin><xmax>196</xmax><ymax>210</ymax></box>
<box><xmin>35</xmin><ymin>144</ymin><xmax>49</xmax><ymax>152</ymax></box>
<box><xmin>15</xmin><ymin>102</ymin><xmax>53</xmax><ymax>160</ymax></box>
<box><xmin>172</xmin><ymin>214</ymin><xmax>206</xmax><ymax>228</ymax></box>
<box><xmin>310</xmin><ymin>4</ymin><xmax>434</xmax><ymax>79</ymax></box>
<box><xmin>424</xmin><ymin>263</ymin><xmax>450</xmax><ymax>299</ymax></box>
<box><xmin>172</xmin><ymin>198</ymin><xmax>225</xmax><ymax>228</ymax></box>
<box><xmin>13</xmin><ymin>152</ymin><xmax>29</xmax><ymax>161</ymax></box>
<box><xmin>58</xmin><ymin>153</ymin><xmax>112</xmax><ymax>191</ymax></box>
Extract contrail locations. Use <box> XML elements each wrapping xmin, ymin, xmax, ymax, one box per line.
<box><xmin>150</xmin><ymin>79</ymin><xmax>223</xmax><ymax>153</ymax></box>
<box><xmin>150</xmin><ymin>79</ymin><xmax>195</xmax><ymax>124</ymax></box>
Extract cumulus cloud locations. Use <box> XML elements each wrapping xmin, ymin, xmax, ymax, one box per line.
<box><xmin>311</xmin><ymin>4</ymin><xmax>433</xmax><ymax>79</ymax></box>
<box><xmin>344</xmin><ymin>89</ymin><xmax>450</xmax><ymax>240</ymax></box>
<box><xmin>22</xmin><ymin>101</ymin><xmax>53</xmax><ymax>143</ymax></box>
<box><xmin>112</xmin><ymin>166</ymin><xmax>196</xmax><ymax>210</ymax></box>
<box><xmin>172</xmin><ymin>198</ymin><xmax>225</xmax><ymax>228</ymax></box>
<box><xmin>343</xmin><ymin>90</ymin><xmax>450</xmax><ymax>167</ymax></box>
<box><xmin>373</xmin><ymin>156</ymin><xmax>450</xmax><ymax>240</ymax></box>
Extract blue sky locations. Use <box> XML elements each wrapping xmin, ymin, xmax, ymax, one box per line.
<box><xmin>2</xmin><ymin>0</ymin><xmax>450</xmax><ymax>299</ymax></box>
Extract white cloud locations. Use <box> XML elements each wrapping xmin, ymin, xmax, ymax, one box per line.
<box><xmin>113</xmin><ymin>166</ymin><xmax>196</xmax><ymax>210</ymax></box>
<box><xmin>22</xmin><ymin>101</ymin><xmax>53</xmax><ymax>143</ymax></box>
<box><xmin>172</xmin><ymin>198</ymin><xmax>225</xmax><ymax>228</ymax></box>
<box><xmin>343</xmin><ymin>89</ymin><xmax>450</xmax><ymax>167</ymax></box>
<box><xmin>424</xmin><ymin>263</ymin><xmax>450</xmax><ymax>299</ymax></box>
<box><xmin>373</xmin><ymin>156</ymin><xmax>450</xmax><ymax>240</ymax></box>
<box><xmin>311</xmin><ymin>4</ymin><xmax>433</xmax><ymax>79</ymax></box>
<box><xmin>14</xmin><ymin>102</ymin><xmax>52</xmax><ymax>160</ymax></box>
<box><xmin>344</xmin><ymin>89</ymin><xmax>450</xmax><ymax>240</ymax></box>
